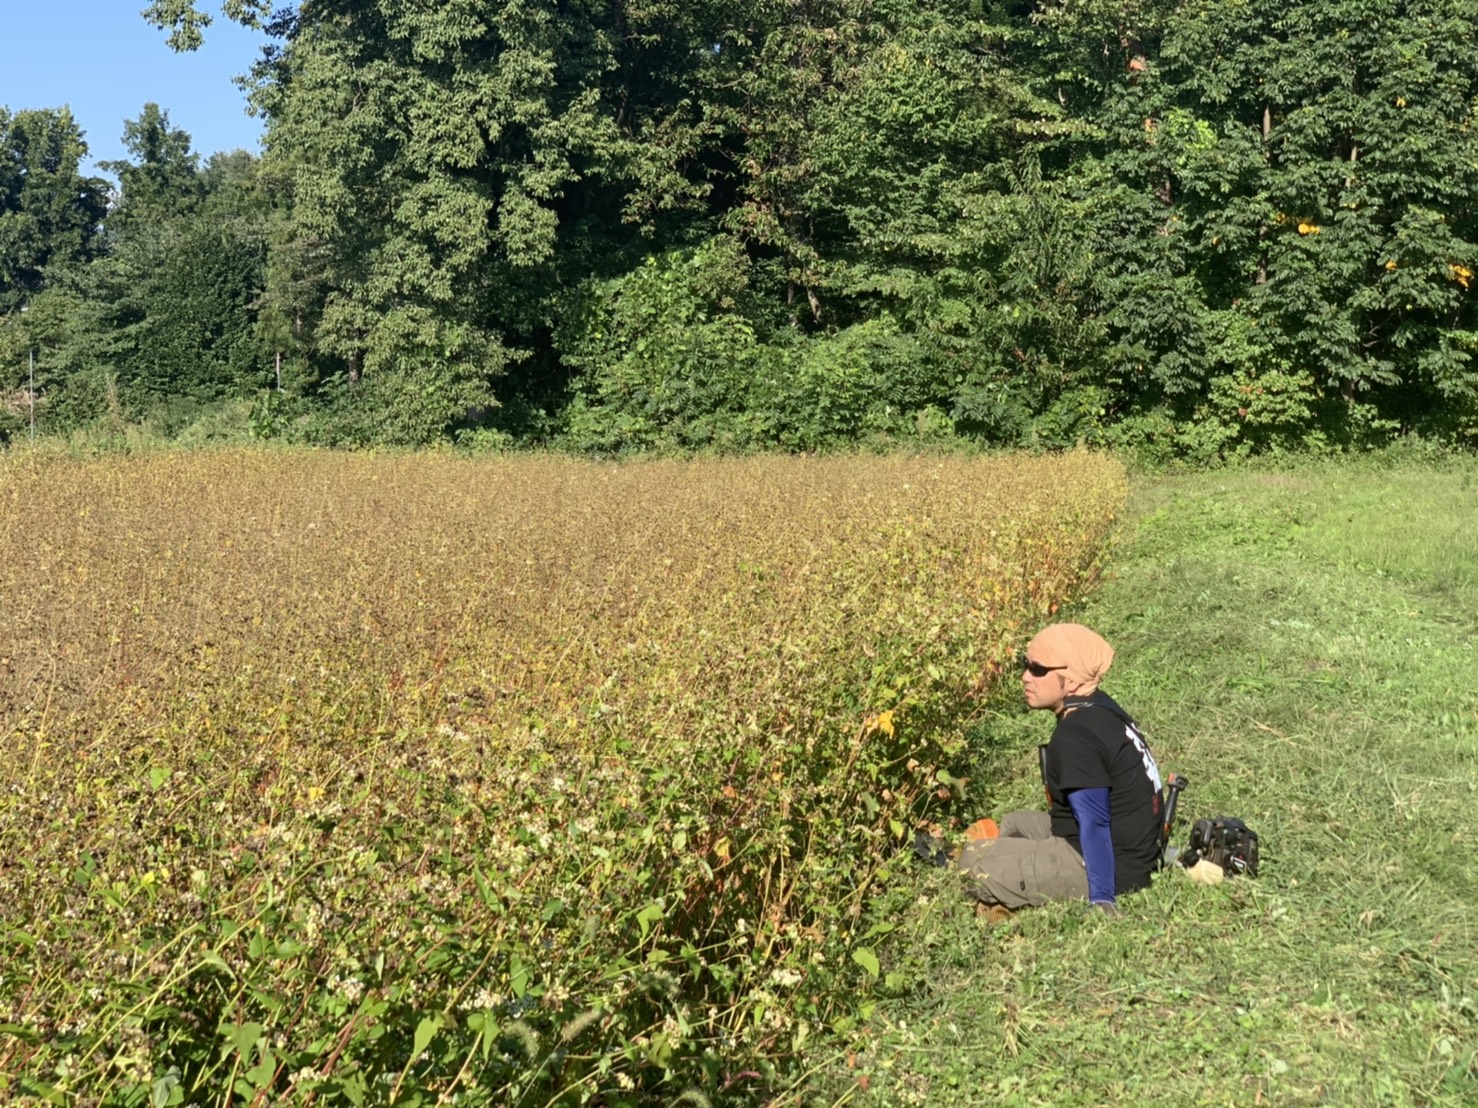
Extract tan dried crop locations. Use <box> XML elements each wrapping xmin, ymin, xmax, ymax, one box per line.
<box><xmin>0</xmin><ymin>447</ymin><xmax>1125</xmax><ymax>1103</ymax></box>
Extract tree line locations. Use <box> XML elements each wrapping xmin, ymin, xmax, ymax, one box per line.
<box><xmin>3</xmin><ymin>0</ymin><xmax>1475</xmax><ymax>457</ymax></box>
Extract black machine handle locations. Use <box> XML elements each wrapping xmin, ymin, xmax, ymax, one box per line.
<box><xmin>1160</xmin><ymin>773</ymin><xmax>1188</xmax><ymax>857</ymax></box>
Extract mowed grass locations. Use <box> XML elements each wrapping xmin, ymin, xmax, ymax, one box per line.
<box><xmin>821</xmin><ymin>453</ymin><xmax>1478</xmax><ymax>1107</ymax></box>
<box><xmin>0</xmin><ymin>448</ymin><xmax>1126</xmax><ymax>1105</ymax></box>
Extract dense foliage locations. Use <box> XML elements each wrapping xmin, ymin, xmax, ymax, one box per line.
<box><xmin>0</xmin><ymin>449</ymin><xmax>1125</xmax><ymax>1103</ymax></box>
<box><xmin>2</xmin><ymin>0</ymin><xmax>1476</xmax><ymax>454</ymax></box>
<box><xmin>0</xmin><ymin>104</ymin><xmax>271</xmax><ymax>442</ymax></box>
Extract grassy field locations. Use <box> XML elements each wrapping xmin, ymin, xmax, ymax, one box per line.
<box><xmin>821</xmin><ymin>452</ymin><xmax>1478</xmax><ymax>1107</ymax></box>
<box><xmin>4</xmin><ymin>448</ymin><xmax>1475</xmax><ymax>1105</ymax></box>
<box><xmin>0</xmin><ymin>448</ymin><xmax>1124</xmax><ymax>1105</ymax></box>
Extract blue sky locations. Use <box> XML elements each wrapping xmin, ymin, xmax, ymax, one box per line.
<box><xmin>0</xmin><ymin>3</ymin><xmax>269</xmax><ymax>179</ymax></box>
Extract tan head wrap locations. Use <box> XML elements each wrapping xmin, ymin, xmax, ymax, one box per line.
<box><xmin>1027</xmin><ymin>623</ymin><xmax>1114</xmax><ymax>694</ymax></box>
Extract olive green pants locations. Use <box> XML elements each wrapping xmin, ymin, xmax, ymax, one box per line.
<box><xmin>956</xmin><ymin>810</ymin><xmax>1089</xmax><ymax>909</ymax></box>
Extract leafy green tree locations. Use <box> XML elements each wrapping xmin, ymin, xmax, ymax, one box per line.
<box><xmin>146</xmin><ymin>1</ymin><xmax>1058</xmax><ymax>446</ymax></box>
<box><xmin>178</xmin><ymin>0</ymin><xmax>775</xmax><ymax>443</ymax></box>
<box><xmin>0</xmin><ymin>107</ymin><xmax>109</xmax><ymax>433</ymax></box>
<box><xmin>29</xmin><ymin>111</ymin><xmax>270</xmax><ymax>430</ymax></box>
<box><xmin>715</xmin><ymin>0</ymin><xmax>1105</xmax><ymax>444</ymax></box>
<box><xmin>0</xmin><ymin>107</ymin><xmax>108</xmax><ymax>314</ymax></box>
<box><xmin>146</xmin><ymin>0</ymin><xmax>1478</xmax><ymax>454</ymax></box>
<box><xmin>142</xmin><ymin>0</ymin><xmax>272</xmax><ymax>51</ymax></box>
<box><xmin>556</xmin><ymin>235</ymin><xmax>775</xmax><ymax>452</ymax></box>
<box><xmin>99</xmin><ymin>103</ymin><xmax>205</xmax><ymax>230</ymax></box>
<box><xmin>1043</xmin><ymin>0</ymin><xmax>1478</xmax><ymax>452</ymax></box>
<box><xmin>126</xmin><ymin>181</ymin><xmax>270</xmax><ymax>404</ymax></box>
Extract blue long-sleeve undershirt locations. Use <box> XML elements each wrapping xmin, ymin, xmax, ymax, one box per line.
<box><xmin>1067</xmin><ymin>787</ymin><xmax>1116</xmax><ymax>904</ymax></box>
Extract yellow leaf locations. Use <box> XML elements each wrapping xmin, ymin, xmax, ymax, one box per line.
<box><xmin>875</xmin><ymin>710</ymin><xmax>894</xmax><ymax>737</ymax></box>
<box><xmin>1297</xmin><ymin>222</ymin><xmax>1320</xmax><ymax>235</ymax></box>
<box><xmin>1384</xmin><ymin>260</ymin><xmax>1399</xmax><ymax>271</ymax></box>
<box><xmin>1449</xmin><ymin>263</ymin><xmax>1473</xmax><ymax>289</ymax></box>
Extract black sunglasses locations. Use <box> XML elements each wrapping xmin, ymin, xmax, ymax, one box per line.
<box><xmin>1021</xmin><ymin>658</ymin><xmax>1067</xmax><ymax>678</ymax></box>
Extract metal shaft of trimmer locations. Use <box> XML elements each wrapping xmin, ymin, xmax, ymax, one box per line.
<box><xmin>1161</xmin><ymin>773</ymin><xmax>1189</xmax><ymax>854</ymax></box>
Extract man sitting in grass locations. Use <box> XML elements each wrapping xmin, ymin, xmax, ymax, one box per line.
<box><xmin>957</xmin><ymin>623</ymin><xmax>1163</xmax><ymax>917</ymax></box>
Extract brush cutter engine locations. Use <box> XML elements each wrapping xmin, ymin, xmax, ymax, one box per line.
<box><xmin>1181</xmin><ymin>816</ymin><xmax>1260</xmax><ymax>878</ymax></box>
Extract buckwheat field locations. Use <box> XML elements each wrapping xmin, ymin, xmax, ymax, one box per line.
<box><xmin>0</xmin><ymin>449</ymin><xmax>1125</xmax><ymax>1105</ymax></box>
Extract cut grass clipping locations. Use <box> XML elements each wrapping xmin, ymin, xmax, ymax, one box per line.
<box><xmin>0</xmin><ymin>449</ymin><xmax>1124</xmax><ymax>1105</ymax></box>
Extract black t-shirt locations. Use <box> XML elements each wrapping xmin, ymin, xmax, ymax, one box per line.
<box><xmin>1040</xmin><ymin>693</ymin><xmax>1163</xmax><ymax>895</ymax></box>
